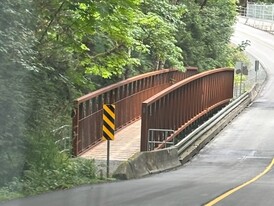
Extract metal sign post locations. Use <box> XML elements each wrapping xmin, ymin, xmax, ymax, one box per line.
<box><xmin>102</xmin><ymin>104</ymin><xmax>115</xmax><ymax>178</ymax></box>
<box><xmin>107</xmin><ymin>140</ymin><xmax>110</xmax><ymax>178</ymax></box>
<box><xmin>235</xmin><ymin>61</ymin><xmax>248</xmax><ymax>95</ymax></box>
<box><xmin>235</xmin><ymin>62</ymin><xmax>243</xmax><ymax>96</ymax></box>
<box><xmin>255</xmin><ymin>60</ymin><xmax>260</xmax><ymax>82</ymax></box>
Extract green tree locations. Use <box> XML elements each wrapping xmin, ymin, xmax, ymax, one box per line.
<box><xmin>0</xmin><ymin>0</ymin><xmax>38</xmax><ymax>186</ymax></box>
<box><xmin>33</xmin><ymin>0</ymin><xmax>187</xmax><ymax>80</ymax></box>
<box><xmin>177</xmin><ymin>0</ymin><xmax>237</xmax><ymax>70</ymax></box>
<box><xmin>137</xmin><ymin>0</ymin><xmax>186</xmax><ymax>71</ymax></box>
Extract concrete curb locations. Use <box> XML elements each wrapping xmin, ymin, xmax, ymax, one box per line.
<box><xmin>112</xmin><ymin>147</ymin><xmax>181</xmax><ymax>180</ymax></box>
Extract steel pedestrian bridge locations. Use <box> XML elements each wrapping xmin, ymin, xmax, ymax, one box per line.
<box><xmin>72</xmin><ymin>67</ymin><xmax>234</xmax><ymax>162</ymax></box>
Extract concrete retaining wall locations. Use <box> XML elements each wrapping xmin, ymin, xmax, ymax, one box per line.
<box><xmin>112</xmin><ymin>147</ymin><xmax>181</xmax><ymax>180</ymax></box>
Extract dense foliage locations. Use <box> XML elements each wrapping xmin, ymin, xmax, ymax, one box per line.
<box><xmin>179</xmin><ymin>1</ymin><xmax>237</xmax><ymax>69</ymax></box>
<box><xmin>0</xmin><ymin>0</ymin><xmax>239</xmax><ymax>201</ymax></box>
<box><xmin>0</xmin><ymin>0</ymin><xmax>35</xmax><ymax>187</ymax></box>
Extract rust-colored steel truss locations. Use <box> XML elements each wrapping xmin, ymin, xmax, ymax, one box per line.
<box><xmin>140</xmin><ymin>68</ymin><xmax>234</xmax><ymax>151</ymax></box>
<box><xmin>72</xmin><ymin>68</ymin><xmax>197</xmax><ymax>156</ymax></box>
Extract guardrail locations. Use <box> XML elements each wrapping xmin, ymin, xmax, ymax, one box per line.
<box><xmin>72</xmin><ymin>68</ymin><xmax>197</xmax><ymax>156</ymax></box>
<box><xmin>140</xmin><ymin>68</ymin><xmax>234</xmax><ymax>151</ymax></box>
<box><xmin>176</xmin><ymin>92</ymin><xmax>249</xmax><ymax>156</ymax></box>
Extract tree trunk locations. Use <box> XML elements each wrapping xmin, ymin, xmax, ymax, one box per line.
<box><xmin>155</xmin><ymin>58</ymin><xmax>160</xmax><ymax>70</ymax></box>
<box><xmin>200</xmin><ymin>0</ymin><xmax>208</xmax><ymax>10</ymax></box>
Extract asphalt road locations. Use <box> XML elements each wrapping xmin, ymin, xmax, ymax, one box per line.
<box><xmin>2</xmin><ymin>20</ymin><xmax>274</xmax><ymax>206</ymax></box>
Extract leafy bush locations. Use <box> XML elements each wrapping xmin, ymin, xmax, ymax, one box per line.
<box><xmin>22</xmin><ymin>160</ymin><xmax>98</xmax><ymax>195</ymax></box>
<box><xmin>0</xmin><ymin>188</ymin><xmax>23</xmax><ymax>202</ymax></box>
<box><xmin>0</xmin><ymin>128</ymin><xmax>99</xmax><ymax>202</ymax></box>
<box><xmin>72</xmin><ymin>158</ymin><xmax>97</xmax><ymax>179</ymax></box>
<box><xmin>0</xmin><ymin>157</ymin><xmax>99</xmax><ymax>201</ymax></box>
<box><xmin>17</xmin><ymin>130</ymin><xmax>97</xmax><ymax>195</ymax></box>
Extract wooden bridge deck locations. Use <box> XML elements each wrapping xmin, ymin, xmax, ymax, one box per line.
<box><xmin>80</xmin><ymin>120</ymin><xmax>141</xmax><ymax>161</ymax></box>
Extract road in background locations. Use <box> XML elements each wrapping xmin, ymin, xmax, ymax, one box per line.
<box><xmin>2</xmin><ymin>20</ymin><xmax>274</xmax><ymax>206</ymax></box>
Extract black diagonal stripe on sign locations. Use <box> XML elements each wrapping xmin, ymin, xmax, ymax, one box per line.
<box><xmin>103</xmin><ymin>130</ymin><xmax>112</xmax><ymax>140</ymax></box>
<box><xmin>103</xmin><ymin>119</ymin><xmax>114</xmax><ymax>135</ymax></box>
<box><xmin>104</xmin><ymin>111</ymin><xmax>115</xmax><ymax>127</ymax></box>
<box><xmin>108</xmin><ymin>104</ymin><xmax>115</xmax><ymax>114</ymax></box>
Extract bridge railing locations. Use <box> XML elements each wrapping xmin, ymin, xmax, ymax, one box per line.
<box><xmin>72</xmin><ymin>68</ymin><xmax>197</xmax><ymax>156</ymax></box>
<box><xmin>140</xmin><ymin>68</ymin><xmax>234</xmax><ymax>151</ymax></box>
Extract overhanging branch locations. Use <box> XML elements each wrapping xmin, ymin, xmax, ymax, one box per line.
<box><xmin>39</xmin><ymin>1</ymin><xmax>66</xmax><ymax>43</ymax></box>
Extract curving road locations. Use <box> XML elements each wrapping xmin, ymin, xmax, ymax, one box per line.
<box><xmin>2</xmin><ymin>20</ymin><xmax>274</xmax><ymax>206</ymax></box>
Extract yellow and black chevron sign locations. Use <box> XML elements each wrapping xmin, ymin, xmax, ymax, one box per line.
<box><xmin>102</xmin><ymin>104</ymin><xmax>115</xmax><ymax>141</ymax></box>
